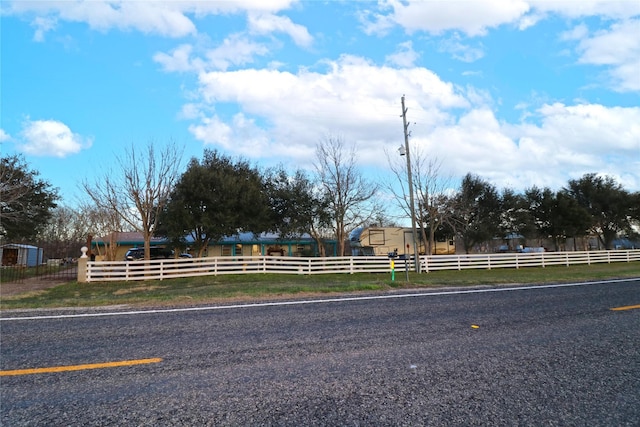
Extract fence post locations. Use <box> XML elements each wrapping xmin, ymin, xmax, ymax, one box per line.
<box><xmin>77</xmin><ymin>246</ymin><xmax>88</xmax><ymax>283</ymax></box>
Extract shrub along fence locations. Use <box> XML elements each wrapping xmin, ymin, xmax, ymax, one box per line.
<box><xmin>78</xmin><ymin>249</ymin><xmax>640</xmax><ymax>283</ymax></box>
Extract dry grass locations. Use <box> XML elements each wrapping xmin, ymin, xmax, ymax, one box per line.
<box><xmin>112</xmin><ymin>285</ymin><xmax>167</xmax><ymax>295</ymax></box>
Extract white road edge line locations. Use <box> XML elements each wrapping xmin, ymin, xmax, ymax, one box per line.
<box><xmin>1</xmin><ymin>278</ymin><xmax>637</xmax><ymax>322</ymax></box>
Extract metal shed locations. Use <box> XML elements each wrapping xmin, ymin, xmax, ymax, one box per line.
<box><xmin>0</xmin><ymin>244</ymin><xmax>44</xmax><ymax>267</ymax></box>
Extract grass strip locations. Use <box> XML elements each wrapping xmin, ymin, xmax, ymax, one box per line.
<box><xmin>1</xmin><ymin>262</ymin><xmax>638</xmax><ymax>310</ymax></box>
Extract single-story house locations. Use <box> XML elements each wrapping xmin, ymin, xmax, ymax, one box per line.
<box><xmin>92</xmin><ymin>231</ymin><xmax>337</xmax><ymax>261</ymax></box>
<box><xmin>1</xmin><ymin>244</ymin><xmax>44</xmax><ymax>267</ymax></box>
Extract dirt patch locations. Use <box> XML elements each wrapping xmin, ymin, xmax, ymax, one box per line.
<box><xmin>0</xmin><ymin>277</ymin><xmax>71</xmax><ymax>298</ymax></box>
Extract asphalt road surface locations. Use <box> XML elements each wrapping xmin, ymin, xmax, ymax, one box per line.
<box><xmin>2</xmin><ymin>279</ymin><xmax>639</xmax><ymax>426</ymax></box>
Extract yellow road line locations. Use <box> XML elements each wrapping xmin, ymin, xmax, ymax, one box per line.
<box><xmin>610</xmin><ymin>304</ymin><xmax>640</xmax><ymax>311</ymax></box>
<box><xmin>0</xmin><ymin>357</ymin><xmax>162</xmax><ymax>376</ymax></box>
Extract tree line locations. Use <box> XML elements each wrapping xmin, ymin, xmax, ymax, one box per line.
<box><xmin>2</xmin><ymin>140</ymin><xmax>638</xmax><ymax>260</ymax></box>
<box><xmin>433</xmin><ymin>173</ymin><xmax>639</xmax><ymax>253</ymax></box>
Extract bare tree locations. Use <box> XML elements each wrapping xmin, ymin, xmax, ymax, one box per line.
<box><xmin>82</xmin><ymin>141</ymin><xmax>182</xmax><ymax>260</ymax></box>
<box><xmin>36</xmin><ymin>205</ymin><xmax>87</xmax><ymax>259</ymax></box>
<box><xmin>386</xmin><ymin>147</ymin><xmax>452</xmax><ymax>254</ymax></box>
<box><xmin>315</xmin><ymin>136</ymin><xmax>379</xmax><ymax>256</ymax></box>
<box><xmin>77</xmin><ymin>203</ymin><xmax>126</xmax><ymax>260</ymax></box>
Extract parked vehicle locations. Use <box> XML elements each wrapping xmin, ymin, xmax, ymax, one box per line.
<box><xmin>124</xmin><ymin>247</ymin><xmax>174</xmax><ymax>261</ymax></box>
<box><xmin>520</xmin><ymin>247</ymin><xmax>545</xmax><ymax>253</ymax></box>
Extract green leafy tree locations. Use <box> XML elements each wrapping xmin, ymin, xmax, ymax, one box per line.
<box><xmin>565</xmin><ymin>173</ymin><xmax>636</xmax><ymax>249</ymax></box>
<box><xmin>264</xmin><ymin>167</ymin><xmax>332</xmax><ymax>253</ymax></box>
<box><xmin>554</xmin><ymin>191</ymin><xmax>593</xmax><ymax>250</ymax></box>
<box><xmin>499</xmin><ymin>188</ymin><xmax>536</xmax><ymax>246</ymax></box>
<box><xmin>1</xmin><ymin>154</ymin><xmax>59</xmax><ymax>241</ymax></box>
<box><xmin>159</xmin><ymin>150</ymin><xmax>269</xmax><ymax>257</ymax></box>
<box><xmin>448</xmin><ymin>174</ymin><xmax>501</xmax><ymax>253</ymax></box>
<box><xmin>630</xmin><ymin>191</ymin><xmax>640</xmax><ymax>239</ymax></box>
<box><xmin>525</xmin><ymin>187</ymin><xmax>591</xmax><ymax>251</ymax></box>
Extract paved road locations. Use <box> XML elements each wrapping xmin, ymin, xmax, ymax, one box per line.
<box><xmin>2</xmin><ymin>279</ymin><xmax>639</xmax><ymax>426</ymax></box>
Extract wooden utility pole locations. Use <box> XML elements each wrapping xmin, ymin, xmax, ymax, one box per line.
<box><xmin>401</xmin><ymin>95</ymin><xmax>421</xmax><ymax>273</ymax></box>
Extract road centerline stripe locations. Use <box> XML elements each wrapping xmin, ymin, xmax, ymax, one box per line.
<box><xmin>610</xmin><ymin>304</ymin><xmax>640</xmax><ymax>311</ymax></box>
<box><xmin>0</xmin><ymin>357</ymin><xmax>163</xmax><ymax>376</ymax></box>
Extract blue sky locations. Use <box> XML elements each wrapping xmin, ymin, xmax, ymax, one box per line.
<box><xmin>1</xmin><ymin>0</ymin><xmax>639</xmax><ymax>208</ymax></box>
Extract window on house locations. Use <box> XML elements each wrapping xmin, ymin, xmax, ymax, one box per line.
<box><xmin>369</xmin><ymin>229</ymin><xmax>385</xmax><ymax>245</ymax></box>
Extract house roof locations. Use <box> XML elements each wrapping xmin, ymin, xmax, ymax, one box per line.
<box><xmin>93</xmin><ymin>232</ymin><xmax>167</xmax><ymax>246</ymax></box>
<box><xmin>1</xmin><ymin>243</ymin><xmax>41</xmax><ymax>249</ymax></box>
<box><xmin>93</xmin><ymin>231</ymin><xmax>318</xmax><ymax>246</ymax></box>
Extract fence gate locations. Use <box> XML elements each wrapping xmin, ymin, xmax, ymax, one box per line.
<box><xmin>1</xmin><ymin>262</ymin><xmax>78</xmax><ymax>284</ymax></box>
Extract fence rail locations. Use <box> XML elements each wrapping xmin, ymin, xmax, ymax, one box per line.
<box><xmin>420</xmin><ymin>250</ymin><xmax>640</xmax><ymax>272</ymax></box>
<box><xmin>83</xmin><ymin>250</ymin><xmax>640</xmax><ymax>282</ymax></box>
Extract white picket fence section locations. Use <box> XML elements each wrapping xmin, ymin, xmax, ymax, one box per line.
<box><xmin>84</xmin><ymin>250</ymin><xmax>640</xmax><ymax>282</ymax></box>
<box><xmin>421</xmin><ymin>249</ymin><xmax>640</xmax><ymax>272</ymax></box>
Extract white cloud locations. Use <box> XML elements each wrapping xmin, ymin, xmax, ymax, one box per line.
<box><xmin>498</xmin><ymin>102</ymin><xmax>640</xmax><ymax>189</ymax></box>
<box><xmin>31</xmin><ymin>16</ymin><xmax>57</xmax><ymax>42</ymax></box>
<box><xmin>18</xmin><ymin>119</ymin><xmax>92</xmax><ymax>158</ymax></box>
<box><xmin>362</xmin><ymin>1</ymin><xmax>639</xmax><ymax>91</ymax></box>
<box><xmin>529</xmin><ymin>0</ymin><xmax>640</xmax><ymax>20</ymax></box>
<box><xmin>189</xmin><ymin>115</ymin><xmax>233</xmax><ymax>147</ymax></box>
<box><xmin>153</xmin><ymin>34</ymin><xmax>269</xmax><ymax>73</ymax></box>
<box><xmin>574</xmin><ymin>19</ymin><xmax>640</xmax><ymax>92</ymax></box>
<box><xmin>185</xmin><ymin>56</ymin><xmax>637</xmax><ymax>192</ymax></box>
<box><xmin>364</xmin><ymin>0</ymin><xmax>531</xmax><ymax>37</ymax></box>
<box><xmin>364</xmin><ymin>0</ymin><xmax>640</xmax><ymax>37</ymax></box>
<box><xmin>396</xmin><ymin>101</ymin><xmax>640</xmax><ymax>192</ymax></box>
<box><xmin>178</xmin><ymin>103</ymin><xmax>203</xmax><ymax>120</ymax></box>
<box><xmin>560</xmin><ymin>23</ymin><xmax>589</xmax><ymax>42</ymax></box>
<box><xmin>154</xmin><ymin>36</ymin><xmax>271</xmax><ymax>73</ymax></box>
<box><xmin>6</xmin><ymin>0</ymin><xmax>301</xmax><ymax>39</ymax></box>
<box><xmin>154</xmin><ymin>44</ymin><xmax>201</xmax><ymax>73</ymax></box>
<box><xmin>385</xmin><ymin>41</ymin><xmax>419</xmax><ymax>67</ymax></box>
<box><xmin>189</xmin><ymin>55</ymin><xmax>468</xmax><ymax>163</ymax></box>
<box><xmin>248</xmin><ymin>12</ymin><xmax>313</xmax><ymax>47</ymax></box>
<box><xmin>531</xmin><ymin>103</ymin><xmax>640</xmax><ymax>153</ymax></box>
<box><xmin>205</xmin><ymin>34</ymin><xmax>270</xmax><ymax>71</ymax></box>
<box><xmin>188</xmin><ymin>113</ymin><xmax>272</xmax><ymax>157</ymax></box>
<box><xmin>438</xmin><ymin>35</ymin><xmax>485</xmax><ymax>62</ymax></box>
<box><xmin>13</xmin><ymin>1</ymin><xmax>196</xmax><ymax>38</ymax></box>
<box><xmin>0</xmin><ymin>129</ymin><xmax>11</xmax><ymax>142</ymax></box>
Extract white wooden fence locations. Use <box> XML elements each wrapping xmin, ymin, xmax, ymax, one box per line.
<box><xmin>420</xmin><ymin>250</ymin><xmax>640</xmax><ymax>272</ymax></box>
<box><xmin>82</xmin><ymin>250</ymin><xmax>640</xmax><ymax>282</ymax></box>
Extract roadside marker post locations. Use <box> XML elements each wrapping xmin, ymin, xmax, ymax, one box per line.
<box><xmin>388</xmin><ymin>250</ymin><xmax>398</xmax><ymax>282</ymax></box>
